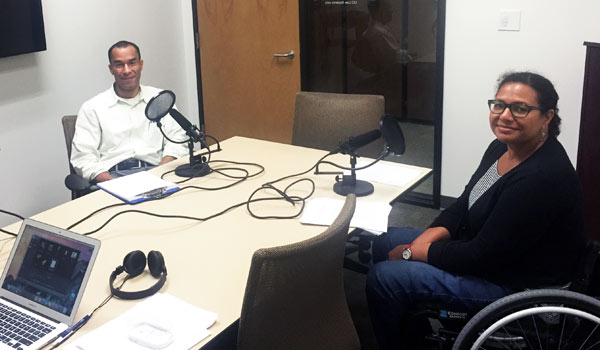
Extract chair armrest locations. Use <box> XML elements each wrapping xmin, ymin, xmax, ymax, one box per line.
<box><xmin>65</xmin><ymin>174</ymin><xmax>91</xmax><ymax>191</ymax></box>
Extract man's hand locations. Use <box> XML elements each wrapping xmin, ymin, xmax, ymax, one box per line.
<box><xmin>94</xmin><ymin>172</ymin><xmax>114</xmax><ymax>183</ymax></box>
<box><xmin>159</xmin><ymin>156</ymin><xmax>176</xmax><ymax>165</ymax></box>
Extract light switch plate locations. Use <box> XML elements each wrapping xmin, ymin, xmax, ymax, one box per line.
<box><xmin>498</xmin><ymin>10</ymin><xmax>521</xmax><ymax>31</ymax></box>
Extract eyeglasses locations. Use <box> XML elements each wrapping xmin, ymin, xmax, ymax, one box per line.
<box><xmin>487</xmin><ymin>99</ymin><xmax>544</xmax><ymax>118</ymax></box>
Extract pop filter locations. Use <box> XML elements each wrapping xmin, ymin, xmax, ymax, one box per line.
<box><xmin>380</xmin><ymin>114</ymin><xmax>405</xmax><ymax>155</ymax></box>
<box><xmin>145</xmin><ymin>90</ymin><xmax>176</xmax><ymax>122</ymax></box>
<box><xmin>144</xmin><ymin>89</ymin><xmax>212</xmax><ymax>178</ymax></box>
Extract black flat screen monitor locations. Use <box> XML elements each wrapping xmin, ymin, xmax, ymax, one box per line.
<box><xmin>0</xmin><ymin>0</ymin><xmax>47</xmax><ymax>58</ymax></box>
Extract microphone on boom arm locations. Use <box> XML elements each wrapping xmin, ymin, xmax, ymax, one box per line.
<box><xmin>336</xmin><ymin>129</ymin><xmax>382</xmax><ymax>155</ymax></box>
<box><xmin>169</xmin><ymin>109</ymin><xmax>203</xmax><ymax>143</ymax></box>
<box><xmin>144</xmin><ymin>90</ymin><xmax>213</xmax><ymax>178</ymax></box>
<box><xmin>326</xmin><ymin>114</ymin><xmax>405</xmax><ymax>197</ymax></box>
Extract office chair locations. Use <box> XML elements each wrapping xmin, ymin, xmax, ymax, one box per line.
<box><xmin>292</xmin><ymin>91</ymin><xmax>385</xmax><ymax>272</ymax></box>
<box><xmin>61</xmin><ymin>115</ymin><xmax>93</xmax><ymax>199</ymax></box>
<box><xmin>237</xmin><ymin>194</ymin><xmax>360</xmax><ymax>350</ymax></box>
<box><xmin>292</xmin><ymin>91</ymin><xmax>385</xmax><ymax>158</ymax></box>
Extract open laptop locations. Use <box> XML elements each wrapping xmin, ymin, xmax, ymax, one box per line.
<box><xmin>0</xmin><ymin>219</ymin><xmax>100</xmax><ymax>350</ymax></box>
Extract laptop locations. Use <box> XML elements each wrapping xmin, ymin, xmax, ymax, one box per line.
<box><xmin>0</xmin><ymin>219</ymin><xmax>100</xmax><ymax>350</ymax></box>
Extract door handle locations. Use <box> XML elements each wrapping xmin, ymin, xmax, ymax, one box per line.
<box><xmin>273</xmin><ymin>50</ymin><xmax>294</xmax><ymax>58</ymax></box>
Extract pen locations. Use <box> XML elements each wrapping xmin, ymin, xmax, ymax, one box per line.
<box><xmin>135</xmin><ymin>186</ymin><xmax>168</xmax><ymax>199</ymax></box>
<box><xmin>50</xmin><ymin>314</ymin><xmax>90</xmax><ymax>348</ymax></box>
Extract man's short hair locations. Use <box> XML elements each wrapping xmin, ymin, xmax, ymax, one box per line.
<box><xmin>108</xmin><ymin>40</ymin><xmax>141</xmax><ymax>63</ymax></box>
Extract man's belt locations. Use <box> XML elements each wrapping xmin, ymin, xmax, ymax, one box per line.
<box><xmin>109</xmin><ymin>158</ymin><xmax>151</xmax><ymax>172</ymax></box>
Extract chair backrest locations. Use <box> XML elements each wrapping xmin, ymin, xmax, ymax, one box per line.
<box><xmin>292</xmin><ymin>91</ymin><xmax>385</xmax><ymax>158</ymax></box>
<box><xmin>61</xmin><ymin>115</ymin><xmax>77</xmax><ymax>174</ymax></box>
<box><xmin>237</xmin><ymin>194</ymin><xmax>360</xmax><ymax>350</ymax></box>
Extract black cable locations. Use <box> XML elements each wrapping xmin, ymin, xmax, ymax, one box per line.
<box><xmin>66</xmin><ymin>203</ymin><xmax>128</xmax><ymax>231</ymax></box>
<box><xmin>244</xmin><ymin>152</ymin><xmax>334</xmax><ymax>220</ymax></box>
<box><xmin>317</xmin><ymin>152</ymin><xmax>385</xmax><ymax>171</ymax></box>
<box><xmin>67</xmin><ymin>153</ymin><xmax>336</xmax><ymax>235</ymax></box>
<box><xmin>0</xmin><ymin>229</ymin><xmax>17</xmax><ymax>237</ymax></box>
<box><xmin>246</xmin><ymin>178</ymin><xmax>316</xmax><ymax>219</ymax></box>
<box><xmin>67</xmin><ymin>160</ymin><xmax>264</xmax><ymax>234</ymax></box>
<box><xmin>0</xmin><ymin>209</ymin><xmax>24</xmax><ymax>237</ymax></box>
<box><xmin>157</xmin><ymin>122</ymin><xmax>189</xmax><ymax>145</ymax></box>
<box><xmin>0</xmin><ymin>209</ymin><xmax>25</xmax><ymax>220</ymax></box>
<box><xmin>46</xmin><ymin>277</ymin><xmax>128</xmax><ymax>350</ymax></box>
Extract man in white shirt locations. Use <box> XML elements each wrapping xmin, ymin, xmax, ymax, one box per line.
<box><xmin>70</xmin><ymin>40</ymin><xmax>188</xmax><ymax>183</ymax></box>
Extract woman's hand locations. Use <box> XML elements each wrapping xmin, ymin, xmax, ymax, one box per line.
<box><xmin>388</xmin><ymin>242</ymin><xmax>432</xmax><ymax>262</ymax></box>
<box><xmin>387</xmin><ymin>244</ymin><xmax>408</xmax><ymax>261</ymax></box>
<box><xmin>387</xmin><ymin>227</ymin><xmax>450</xmax><ymax>262</ymax></box>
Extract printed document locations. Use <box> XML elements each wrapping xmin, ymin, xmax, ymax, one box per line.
<box><xmin>66</xmin><ymin>293</ymin><xmax>217</xmax><ymax>350</ymax></box>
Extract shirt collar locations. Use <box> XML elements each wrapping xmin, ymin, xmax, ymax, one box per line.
<box><xmin>106</xmin><ymin>84</ymin><xmax>149</xmax><ymax>106</ymax></box>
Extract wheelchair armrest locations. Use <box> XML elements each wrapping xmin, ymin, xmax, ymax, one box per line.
<box><xmin>65</xmin><ymin>174</ymin><xmax>91</xmax><ymax>191</ymax></box>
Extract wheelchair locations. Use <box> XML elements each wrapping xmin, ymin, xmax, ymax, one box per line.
<box><xmin>451</xmin><ymin>288</ymin><xmax>600</xmax><ymax>349</ymax></box>
<box><xmin>408</xmin><ymin>240</ymin><xmax>600</xmax><ymax>350</ymax></box>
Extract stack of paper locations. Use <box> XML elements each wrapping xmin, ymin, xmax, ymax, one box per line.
<box><xmin>345</xmin><ymin>161</ymin><xmax>423</xmax><ymax>188</ymax></box>
<box><xmin>97</xmin><ymin>172</ymin><xmax>179</xmax><ymax>204</ymax></box>
<box><xmin>66</xmin><ymin>293</ymin><xmax>217</xmax><ymax>350</ymax></box>
<box><xmin>300</xmin><ymin>197</ymin><xmax>391</xmax><ymax>234</ymax></box>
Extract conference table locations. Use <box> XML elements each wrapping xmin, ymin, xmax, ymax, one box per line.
<box><xmin>0</xmin><ymin>136</ymin><xmax>431</xmax><ymax>349</ymax></box>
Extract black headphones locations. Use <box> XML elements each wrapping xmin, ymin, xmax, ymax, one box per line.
<box><xmin>109</xmin><ymin>250</ymin><xmax>167</xmax><ymax>300</ymax></box>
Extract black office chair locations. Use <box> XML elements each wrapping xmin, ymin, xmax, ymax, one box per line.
<box><xmin>61</xmin><ymin>115</ymin><xmax>94</xmax><ymax>199</ymax></box>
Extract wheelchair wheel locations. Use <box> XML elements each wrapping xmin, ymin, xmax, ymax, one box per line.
<box><xmin>452</xmin><ymin>289</ymin><xmax>600</xmax><ymax>350</ymax></box>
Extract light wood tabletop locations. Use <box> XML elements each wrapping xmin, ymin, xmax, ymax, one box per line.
<box><xmin>0</xmin><ymin>136</ymin><xmax>431</xmax><ymax>349</ymax></box>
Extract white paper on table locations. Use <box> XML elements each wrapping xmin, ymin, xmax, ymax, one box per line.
<box><xmin>66</xmin><ymin>293</ymin><xmax>217</xmax><ymax>350</ymax></box>
<box><xmin>344</xmin><ymin>161</ymin><xmax>424</xmax><ymax>188</ymax></box>
<box><xmin>300</xmin><ymin>197</ymin><xmax>391</xmax><ymax>234</ymax></box>
<box><xmin>97</xmin><ymin>171</ymin><xmax>179</xmax><ymax>204</ymax></box>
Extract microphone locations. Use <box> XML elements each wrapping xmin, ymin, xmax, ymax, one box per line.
<box><xmin>145</xmin><ymin>90</ymin><xmax>212</xmax><ymax>178</ymax></box>
<box><xmin>169</xmin><ymin>109</ymin><xmax>202</xmax><ymax>142</ymax></box>
<box><xmin>337</xmin><ymin>129</ymin><xmax>381</xmax><ymax>154</ymax></box>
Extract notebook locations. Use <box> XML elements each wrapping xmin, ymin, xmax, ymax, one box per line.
<box><xmin>0</xmin><ymin>219</ymin><xmax>101</xmax><ymax>350</ymax></box>
<box><xmin>97</xmin><ymin>171</ymin><xmax>179</xmax><ymax>204</ymax></box>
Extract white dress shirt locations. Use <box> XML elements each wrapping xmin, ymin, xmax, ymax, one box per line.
<box><xmin>71</xmin><ymin>85</ymin><xmax>189</xmax><ymax>180</ymax></box>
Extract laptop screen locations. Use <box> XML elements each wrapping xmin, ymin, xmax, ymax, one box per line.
<box><xmin>1</xmin><ymin>224</ymin><xmax>96</xmax><ymax>316</ymax></box>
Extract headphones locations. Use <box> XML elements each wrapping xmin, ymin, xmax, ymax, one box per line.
<box><xmin>109</xmin><ymin>250</ymin><xmax>167</xmax><ymax>300</ymax></box>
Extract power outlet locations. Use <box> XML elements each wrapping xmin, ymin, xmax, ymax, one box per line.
<box><xmin>498</xmin><ymin>10</ymin><xmax>521</xmax><ymax>31</ymax></box>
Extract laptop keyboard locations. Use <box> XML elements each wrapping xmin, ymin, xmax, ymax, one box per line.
<box><xmin>0</xmin><ymin>303</ymin><xmax>56</xmax><ymax>349</ymax></box>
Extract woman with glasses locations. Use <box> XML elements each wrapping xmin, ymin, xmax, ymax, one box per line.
<box><xmin>366</xmin><ymin>71</ymin><xmax>586</xmax><ymax>350</ymax></box>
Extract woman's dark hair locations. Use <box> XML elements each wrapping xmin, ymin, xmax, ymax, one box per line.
<box><xmin>496</xmin><ymin>71</ymin><xmax>561</xmax><ymax>137</ymax></box>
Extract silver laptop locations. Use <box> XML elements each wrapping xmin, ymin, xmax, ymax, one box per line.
<box><xmin>0</xmin><ymin>219</ymin><xmax>100</xmax><ymax>350</ymax></box>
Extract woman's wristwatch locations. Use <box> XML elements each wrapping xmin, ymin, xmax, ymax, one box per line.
<box><xmin>402</xmin><ymin>244</ymin><xmax>412</xmax><ymax>260</ymax></box>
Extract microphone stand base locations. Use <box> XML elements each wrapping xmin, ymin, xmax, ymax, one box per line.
<box><xmin>175</xmin><ymin>162</ymin><xmax>211</xmax><ymax>178</ymax></box>
<box><xmin>333</xmin><ymin>180</ymin><xmax>374</xmax><ymax>197</ymax></box>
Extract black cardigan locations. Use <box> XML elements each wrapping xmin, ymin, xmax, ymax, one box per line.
<box><xmin>428</xmin><ymin>137</ymin><xmax>586</xmax><ymax>290</ymax></box>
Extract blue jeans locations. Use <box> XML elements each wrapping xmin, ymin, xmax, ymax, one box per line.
<box><xmin>366</xmin><ymin>227</ymin><xmax>514</xmax><ymax>350</ymax></box>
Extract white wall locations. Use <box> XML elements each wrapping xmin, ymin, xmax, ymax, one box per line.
<box><xmin>442</xmin><ymin>0</ymin><xmax>600</xmax><ymax>197</ymax></box>
<box><xmin>0</xmin><ymin>0</ymin><xmax>198</xmax><ymax>227</ymax></box>
<box><xmin>3</xmin><ymin>1</ymin><xmax>600</xmax><ymax>227</ymax></box>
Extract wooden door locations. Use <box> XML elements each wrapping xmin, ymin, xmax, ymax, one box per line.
<box><xmin>196</xmin><ymin>0</ymin><xmax>301</xmax><ymax>144</ymax></box>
